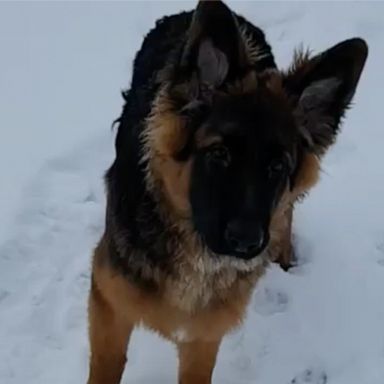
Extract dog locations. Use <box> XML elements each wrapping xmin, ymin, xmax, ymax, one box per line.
<box><xmin>86</xmin><ymin>1</ymin><xmax>368</xmax><ymax>383</ymax></box>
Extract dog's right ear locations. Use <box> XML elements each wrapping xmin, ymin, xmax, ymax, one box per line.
<box><xmin>284</xmin><ymin>38</ymin><xmax>368</xmax><ymax>155</ymax></box>
<box><xmin>177</xmin><ymin>0</ymin><xmax>247</xmax><ymax>93</ymax></box>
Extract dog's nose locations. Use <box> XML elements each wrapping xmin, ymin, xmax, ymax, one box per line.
<box><xmin>225</xmin><ymin>220</ymin><xmax>266</xmax><ymax>256</ymax></box>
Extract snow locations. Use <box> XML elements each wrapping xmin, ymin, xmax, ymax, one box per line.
<box><xmin>0</xmin><ymin>1</ymin><xmax>384</xmax><ymax>383</ymax></box>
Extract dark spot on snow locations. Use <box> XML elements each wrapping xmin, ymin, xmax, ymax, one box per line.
<box><xmin>375</xmin><ymin>242</ymin><xmax>384</xmax><ymax>266</ymax></box>
<box><xmin>253</xmin><ymin>287</ymin><xmax>289</xmax><ymax>315</ymax></box>
<box><xmin>376</xmin><ymin>242</ymin><xmax>384</xmax><ymax>252</ymax></box>
<box><xmin>0</xmin><ymin>290</ymin><xmax>10</xmax><ymax>302</ymax></box>
<box><xmin>291</xmin><ymin>369</ymin><xmax>327</xmax><ymax>384</ymax></box>
<box><xmin>84</xmin><ymin>191</ymin><xmax>97</xmax><ymax>203</ymax></box>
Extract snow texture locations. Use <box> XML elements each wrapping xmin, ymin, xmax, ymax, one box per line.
<box><xmin>1</xmin><ymin>1</ymin><xmax>384</xmax><ymax>383</ymax></box>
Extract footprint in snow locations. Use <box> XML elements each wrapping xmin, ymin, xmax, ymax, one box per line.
<box><xmin>375</xmin><ymin>242</ymin><xmax>384</xmax><ymax>266</ymax></box>
<box><xmin>230</xmin><ymin>353</ymin><xmax>252</xmax><ymax>371</ymax></box>
<box><xmin>253</xmin><ymin>287</ymin><xmax>289</xmax><ymax>315</ymax></box>
<box><xmin>0</xmin><ymin>290</ymin><xmax>10</xmax><ymax>303</ymax></box>
<box><xmin>227</xmin><ymin>329</ymin><xmax>245</xmax><ymax>351</ymax></box>
<box><xmin>290</xmin><ymin>369</ymin><xmax>327</xmax><ymax>384</ymax></box>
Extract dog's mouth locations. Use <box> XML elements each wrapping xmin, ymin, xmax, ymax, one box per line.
<box><xmin>202</xmin><ymin>231</ymin><xmax>270</xmax><ymax>261</ymax></box>
<box><xmin>228</xmin><ymin>241</ymin><xmax>269</xmax><ymax>260</ymax></box>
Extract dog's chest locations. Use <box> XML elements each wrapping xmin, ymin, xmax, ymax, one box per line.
<box><xmin>142</xmin><ymin>263</ymin><xmax>264</xmax><ymax>342</ymax></box>
<box><xmin>164</xmin><ymin>259</ymin><xmax>262</xmax><ymax>313</ymax></box>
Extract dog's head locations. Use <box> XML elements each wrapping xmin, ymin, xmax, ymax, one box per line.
<box><xmin>144</xmin><ymin>1</ymin><xmax>368</xmax><ymax>260</ymax></box>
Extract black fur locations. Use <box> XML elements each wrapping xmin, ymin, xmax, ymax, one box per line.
<box><xmin>105</xmin><ymin>1</ymin><xmax>367</xmax><ymax>272</ymax></box>
<box><xmin>189</xmin><ymin>90</ymin><xmax>297</xmax><ymax>258</ymax></box>
<box><xmin>105</xmin><ymin>8</ymin><xmax>276</xmax><ymax>269</ymax></box>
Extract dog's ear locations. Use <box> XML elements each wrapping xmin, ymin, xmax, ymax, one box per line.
<box><xmin>284</xmin><ymin>38</ymin><xmax>368</xmax><ymax>155</ymax></box>
<box><xmin>178</xmin><ymin>0</ymin><xmax>247</xmax><ymax>92</ymax></box>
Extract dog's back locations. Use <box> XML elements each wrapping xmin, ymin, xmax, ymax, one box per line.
<box><xmin>118</xmin><ymin>11</ymin><xmax>275</xmax><ymax>134</ymax></box>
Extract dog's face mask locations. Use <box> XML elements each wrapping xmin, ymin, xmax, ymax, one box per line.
<box><xmin>188</xmin><ymin>88</ymin><xmax>297</xmax><ymax>259</ymax></box>
<box><xmin>156</xmin><ymin>1</ymin><xmax>368</xmax><ymax>259</ymax></box>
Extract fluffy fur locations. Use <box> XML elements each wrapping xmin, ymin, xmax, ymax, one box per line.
<box><xmin>87</xmin><ymin>2</ymin><xmax>367</xmax><ymax>383</ymax></box>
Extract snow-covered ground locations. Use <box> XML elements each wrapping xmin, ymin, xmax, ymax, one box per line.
<box><xmin>1</xmin><ymin>1</ymin><xmax>384</xmax><ymax>383</ymax></box>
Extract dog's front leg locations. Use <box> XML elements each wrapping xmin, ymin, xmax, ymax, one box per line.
<box><xmin>276</xmin><ymin>205</ymin><xmax>295</xmax><ymax>271</ymax></box>
<box><xmin>177</xmin><ymin>339</ymin><xmax>221</xmax><ymax>384</ymax></box>
<box><xmin>87</xmin><ymin>277</ymin><xmax>133</xmax><ymax>384</ymax></box>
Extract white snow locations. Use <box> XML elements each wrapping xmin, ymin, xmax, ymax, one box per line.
<box><xmin>1</xmin><ymin>1</ymin><xmax>384</xmax><ymax>383</ymax></box>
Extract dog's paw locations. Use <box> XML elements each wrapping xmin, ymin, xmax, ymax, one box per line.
<box><xmin>290</xmin><ymin>368</ymin><xmax>328</xmax><ymax>384</ymax></box>
<box><xmin>275</xmin><ymin>245</ymin><xmax>296</xmax><ymax>271</ymax></box>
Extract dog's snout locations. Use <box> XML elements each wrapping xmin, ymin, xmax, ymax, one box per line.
<box><xmin>225</xmin><ymin>220</ymin><xmax>267</xmax><ymax>257</ymax></box>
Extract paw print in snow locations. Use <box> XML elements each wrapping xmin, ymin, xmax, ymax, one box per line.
<box><xmin>0</xmin><ymin>290</ymin><xmax>10</xmax><ymax>302</ymax></box>
<box><xmin>227</xmin><ymin>329</ymin><xmax>245</xmax><ymax>351</ymax></box>
<box><xmin>376</xmin><ymin>241</ymin><xmax>384</xmax><ymax>266</ymax></box>
<box><xmin>253</xmin><ymin>287</ymin><xmax>289</xmax><ymax>315</ymax></box>
<box><xmin>291</xmin><ymin>369</ymin><xmax>327</xmax><ymax>384</ymax></box>
<box><xmin>230</xmin><ymin>353</ymin><xmax>252</xmax><ymax>371</ymax></box>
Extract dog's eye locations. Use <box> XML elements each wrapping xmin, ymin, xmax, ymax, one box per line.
<box><xmin>206</xmin><ymin>145</ymin><xmax>231</xmax><ymax>166</ymax></box>
<box><xmin>268</xmin><ymin>159</ymin><xmax>285</xmax><ymax>178</ymax></box>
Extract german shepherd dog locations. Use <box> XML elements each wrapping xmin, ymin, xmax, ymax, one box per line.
<box><xmin>87</xmin><ymin>1</ymin><xmax>367</xmax><ymax>383</ymax></box>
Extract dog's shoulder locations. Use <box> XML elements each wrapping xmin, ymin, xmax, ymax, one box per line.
<box><xmin>131</xmin><ymin>11</ymin><xmax>193</xmax><ymax>90</ymax></box>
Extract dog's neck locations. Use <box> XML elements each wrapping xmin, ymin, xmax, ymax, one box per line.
<box><xmin>104</xmin><ymin>186</ymin><xmax>267</xmax><ymax>311</ymax></box>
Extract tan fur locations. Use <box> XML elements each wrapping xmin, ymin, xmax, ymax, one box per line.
<box><xmin>261</xmin><ymin>69</ymin><xmax>284</xmax><ymax>93</ymax></box>
<box><xmin>142</xmin><ymin>88</ymin><xmax>193</xmax><ymax>216</ymax></box>
<box><xmin>93</xmin><ymin>249</ymin><xmax>258</xmax><ymax>340</ymax></box>
<box><xmin>82</xmin><ymin>2</ymin><xmax>365</xmax><ymax>382</ymax></box>
<box><xmin>87</xmin><ymin>148</ymin><xmax>319</xmax><ymax>382</ymax></box>
<box><xmin>88</xmin><ymin>50</ymin><xmax>323</xmax><ymax>383</ymax></box>
<box><xmin>286</xmin><ymin>47</ymin><xmax>312</xmax><ymax>78</ymax></box>
<box><xmin>294</xmin><ymin>152</ymin><xmax>321</xmax><ymax>196</ymax></box>
<box><xmin>87</xmin><ymin>151</ymin><xmax>320</xmax><ymax>383</ymax></box>
<box><xmin>88</xmin><ymin>236</ymin><xmax>262</xmax><ymax>384</ymax></box>
<box><xmin>276</xmin><ymin>205</ymin><xmax>294</xmax><ymax>270</ymax></box>
<box><xmin>142</xmin><ymin>71</ymin><xmax>320</xmax><ymax>266</ymax></box>
<box><xmin>156</xmin><ymin>155</ymin><xmax>193</xmax><ymax>217</ymax></box>
<box><xmin>269</xmin><ymin>152</ymin><xmax>320</xmax><ymax>266</ymax></box>
<box><xmin>240</xmin><ymin>25</ymin><xmax>273</xmax><ymax>65</ymax></box>
<box><xmin>226</xmin><ymin>70</ymin><xmax>259</xmax><ymax>95</ymax></box>
<box><xmin>178</xmin><ymin>339</ymin><xmax>221</xmax><ymax>384</ymax></box>
<box><xmin>87</xmin><ymin>271</ymin><xmax>133</xmax><ymax>384</ymax></box>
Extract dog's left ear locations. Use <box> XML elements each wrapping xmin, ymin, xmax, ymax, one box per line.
<box><xmin>178</xmin><ymin>0</ymin><xmax>247</xmax><ymax>92</ymax></box>
<box><xmin>284</xmin><ymin>38</ymin><xmax>368</xmax><ymax>155</ymax></box>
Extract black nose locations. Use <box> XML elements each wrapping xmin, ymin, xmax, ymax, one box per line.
<box><xmin>225</xmin><ymin>220</ymin><xmax>266</xmax><ymax>257</ymax></box>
